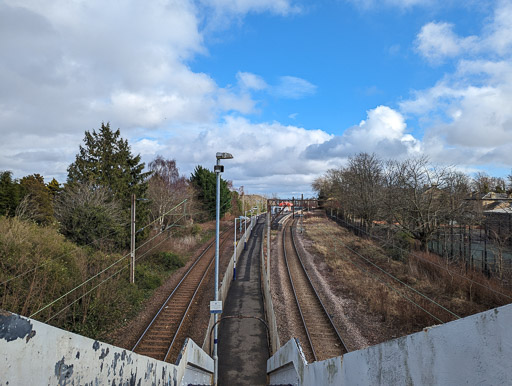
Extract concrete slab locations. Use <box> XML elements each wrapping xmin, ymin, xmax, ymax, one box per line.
<box><xmin>218</xmin><ymin>218</ymin><xmax>269</xmax><ymax>385</ymax></box>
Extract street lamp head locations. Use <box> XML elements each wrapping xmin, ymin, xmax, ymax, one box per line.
<box><xmin>216</xmin><ymin>152</ymin><xmax>233</xmax><ymax>160</ymax></box>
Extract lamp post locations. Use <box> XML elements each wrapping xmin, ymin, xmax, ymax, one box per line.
<box><xmin>213</xmin><ymin>152</ymin><xmax>233</xmax><ymax>386</ymax></box>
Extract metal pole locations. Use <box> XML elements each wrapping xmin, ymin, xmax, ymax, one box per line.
<box><xmin>234</xmin><ymin>218</ymin><xmax>237</xmax><ymax>280</ymax></box>
<box><xmin>214</xmin><ymin>159</ymin><xmax>221</xmax><ymax>385</ymax></box>
<box><xmin>244</xmin><ymin>210</ymin><xmax>248</xmax><ymax>250</ymax></box>
<box><xmin>266</xmin><ymin>203</ymin><xmax>271</xmax><ymax>288</ymax></box>
<box><xmin>130</xmin><ymin>193</ymin><xmax>136</xmax><ymax>284</ymax></box>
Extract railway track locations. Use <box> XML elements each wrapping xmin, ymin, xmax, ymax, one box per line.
<box><xmin>282</xmin><ymin>217</ymin><xmax>348</xmax><ymax>362</ymax></box>
<box><xmin>132</xmin><ymin>228</ymin><xmax>233</xmax><ymax>363</ymax></box>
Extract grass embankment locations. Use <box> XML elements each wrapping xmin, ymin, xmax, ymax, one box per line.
<box><xmin>0</xmin><ymin>216</ymin><xmax>217</xmax><ymax>341</ymax></box>
<box><xmin>303</xmin><ymin>213</ymin><xmax>512</xmax><ymax>336</ymax></box>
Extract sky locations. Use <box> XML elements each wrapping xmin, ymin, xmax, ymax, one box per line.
<box><xmin>1</xmin><ymin>0</ymin><xmax>512</xmax><ymax>197</ymax></box>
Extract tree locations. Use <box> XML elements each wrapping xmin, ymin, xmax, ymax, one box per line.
<box><xmin>67</xmin><ymin>123</ymin><xmax>150</xmax><ymax>246</ymax></box>
<box><xmin>47</xmin><ymin>178</ymin><xmax>62</xmax><ymax>198</ymax></box>
<box><xmin>67</xmin><ymin>122</ymin><xmax>149</xmax><ymax>204</ymax></box>
<box><xmin>54</xmin><ymin>182</ymin><xmax>124</xmax><ymax>249</ymax></box>
<box><xmin>0</xmin><ymin>171</ymin><xmax>21</xmax><ymax>217</ymax></box>
<box><xmin>147</xmin><ymin>156</ymin><xmax>192</xmax><ymax>229</ymax></box>
<box><xmin>343</xmin><ymin>153</ymin><xmax>383</xmax><ymax>230</ymax></box>
<box><xmin>18</xmin><ymin>174</ymin><xmax>54</xmax><ymax>225</ymax></box>
<box><xmin>190</xmin><ymin>165</ymin><xmax>231</xmax><ymax>221</ymax></box>
<box><xmin>472</xmin><ymin>172</ymin><xmax>506</xmax><ymax>195</ymax></box>
<box><xmin>383</xmin><ymin>157</ymin><xmax>471</xmax><ymax>251</ymax></box>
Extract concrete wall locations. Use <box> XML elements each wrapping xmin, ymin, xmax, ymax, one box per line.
<box><xmin>202</xmin><ymin>218</ymin><xmax>254</xmax><ymax>353</ymax></box>
<box><xmin>261</xmin><ymin>222</ymin><xmax>280</xmax><ymax>354</ymax></box>
<box><xmin>0</xmin><ymin>310</ymin><xmax>213</xmax><ymax>386</ymax></box>
<box><xmin>268</xmin><ymin>303</ymin><xmax>512</xmax><ymax>385</ymax></box>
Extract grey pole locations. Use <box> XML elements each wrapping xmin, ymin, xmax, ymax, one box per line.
<box><xmin>266</xmin><ymin>202</ymin><xmax>271</xmax><ymax>289</ymax></box>
<box><xmin>212</xmin><ymin>152</ymin><xmax>232</xmax><ymax>386</ymax></box>
<box><xmin>214</xmin><ymin>158</ymin><xmax>221</xmax><ymax>385</ymax></box>
<box><xmin>234</xmin><ymin>218</ymin><xmax>238</xmax><ymax>280</ymax></box>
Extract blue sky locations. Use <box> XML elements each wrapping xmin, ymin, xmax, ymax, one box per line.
<box><xmin>1</xmin><ymin>0</ymin><xmax>511</xmax><ymax>196</ymax></box>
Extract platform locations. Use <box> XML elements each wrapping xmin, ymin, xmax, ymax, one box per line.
<box><xmin>218</xmin><ymin>218</ymin><xmax>269</xmax><ymax>385</ymax></box>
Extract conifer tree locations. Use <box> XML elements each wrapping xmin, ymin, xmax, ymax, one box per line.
<box><xmin>190</xmin><ymin>165</ymin><xmax>231</xmax><ymax>220</ymax></box>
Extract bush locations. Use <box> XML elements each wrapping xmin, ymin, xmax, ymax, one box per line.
<box><xmin>154</xmin><ymin>251</ymin><xmax>184</xmax><ymax>270</ymax></box>
<box><xmin>385</xmin><ymin>231</ymin><xmax>413</xmax><ymax>261</ymax></box>
<box><xmin>135</xmin><ymin>264</ymin><xmax>162</xmax><ymax>290</ymax></box>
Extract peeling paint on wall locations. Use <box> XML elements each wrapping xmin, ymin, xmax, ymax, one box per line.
<box><xmin>0</xmin><ymin>310</ymin><xmax>214</xmax><ymax>385</ymax></box>
<box><xmin>0</xmin><ymin>311</ymin><xmax>36</xmax><ymax>343</ymax></box>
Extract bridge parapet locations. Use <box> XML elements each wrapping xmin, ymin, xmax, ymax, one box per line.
<box><xmin>268</xmin><ymin>303</ymin><xmax>512</xmax><ymax>385</ymax></box>
<box><xmin>0</xmin><ymin>310</ymin><xmax>213</xmax><ymax>385</ymax></box>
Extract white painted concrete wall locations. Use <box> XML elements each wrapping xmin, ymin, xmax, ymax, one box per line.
<box><xmin>268</xmin><ymin>303</ymin><xmax>512</xmax><ymax>385</ymax></box>
<box><xmin>0</xmin><ymin>310</ymin><xmax>213</xmax><ymax>385</ymax></box>
<box><xmin>261</xmin><ymin>222</ymin><xmax>280</xmax><ymax>354</ymax></box>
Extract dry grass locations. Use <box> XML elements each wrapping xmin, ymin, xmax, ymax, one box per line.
<box><xmin>303</xmin><ymin>212</ymin><xmax>512</xmax><ymax>336</ymax></box>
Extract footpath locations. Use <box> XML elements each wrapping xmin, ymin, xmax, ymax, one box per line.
<box><xmin>218</xmin><ymin>217</ymin><xmax>269</xmax><ymax>385</ymax></box>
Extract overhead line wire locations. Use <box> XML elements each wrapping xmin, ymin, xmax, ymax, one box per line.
<box><xmin>0</xmin><ymin>220</ymin><xmax>132</xmax><ymax>287</ymax></box>
<box><xmin>324</xmin><ymin>231</ymin><xmax>446</xmax><ymax>324</ymax></box>
<box><xmin>324</xmin><ymin>228</ymin><xmax>461</xmax><ymax>320</ymax></box>
<box><xmin>44</xmin><ymin>215</ymin><xmax>187</xmax><ymax>323</ymax></box>
<box><xmin>330</xmin><ymin>214</ymin><xmax>512</xmax><ymax>301</ymax></box>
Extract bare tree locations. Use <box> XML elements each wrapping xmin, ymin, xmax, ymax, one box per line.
<box><xmin>147</xmin><ymin>156</ymin><xmax>193</xmax><ymax>229</ymax></box>
<box><xmin>472</xmin><ymin>172</ymin><xmax>506</xmax><ymax>194</ymax></box>
<box><xmin>343</xmin><ymin>153</ymin><xmax>383</xmax><ymax>230</ymax></box>
<box><xmin>383</xmin><ymin>157</ymin><xmax>471</xmax><ymax>252</ymax></box>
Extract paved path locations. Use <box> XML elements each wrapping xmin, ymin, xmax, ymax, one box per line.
<box><xmin>218</xmin><ymin>218</ymin><xmax>269</xmax><ymax>385</ymax></box>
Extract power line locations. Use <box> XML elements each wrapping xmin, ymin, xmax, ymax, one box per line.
<box><xmin>0</xmin><ymin>220</ymin><xmax>131</xmax><ymax>287</ymax></box>
<box><xmin>137</xmin><ymin>199</ymin><xmax>187</xmax><ymax>233</ymax></box>
<box><xmin>34</xmin><ymin>213</ymin><xmax>188</xmax><ymax>320</ymax></box>
<box><xmin>320</xmin><ymin>227</ymin><xmax>461</xmax><ymax>320</ymax></box>
<box><xmin>10</xmin><ymin>201</ymin><xmax>187</xmax><ymax>311</ymax></box>
<box><xmin>330</xmin><ymin>214</ymin><xmax>512</xmax><ymax>301</ymax></box>
<box><xmin>44</xmin><ymin>218</ymin><xmax>185</xmax><ymax>323</ymax></box>
<box><xmin>29</xmin><ymin>250</ymin><xmax>132</xmax><ymax>318</ymax></box>
<box><xmin>326</xmin><ymin>234</ymin><xmax>446</xmax><ymax>324</ymax></box>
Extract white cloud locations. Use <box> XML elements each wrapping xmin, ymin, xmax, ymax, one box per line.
<box><xmin>273</xmin><ymin>76</ymin><xmax>317</xmax><ymax>99</ymax></box>
<box><xmin>303</xmin><ymin>106</ymin><xmax>421</xmax><ymax>161</ymax></box>
<box><xmin>415</xmin><ymin>22</ymin><xmax>477</xmax><ymax>63</ymax></box>
<box><xmin>160</xmin><ymin>116</ymin><xmax>332</xmax><ymax>195</ymax></box>
<box><xmin>402</xmin><ymin>0</ymin><xmax>512</xmax><ymax>168</ymax></box>
<box><xmin>0</xmin><ymin>0</ymin><xmax>267</xmax><ymax>180</ymax></box>
<box><xmin>199</xmin><ymin>0</ymin><xmax>300</xmax><ymax>16</ymax></box>
<box><xmin>346</xmin><ymin>0</ymin><xmax>435</xmax><ymax>10</ymax></box>
<box><xmin>415</xmin><ymin>1</ymin><xmax>512</xmax><ymax>63</ymax></box>
<box><xmin>236</xmin><ymin>72</ymin><xmax>268</xmax><ymax>91</ymax></box>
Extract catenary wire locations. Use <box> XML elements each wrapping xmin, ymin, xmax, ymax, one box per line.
<box><xmin>330</xmin><ymin>214</ymin><xmax>512</xmax><ymax>301</ymax></box>
<box><xmin>323</xmin><ymin>228</ymin><xmax>461</xmax><ymax>320</ymax></box>
<box><xmin>30</xmin><ymin>205</ymin><xmax>188</xmax><ymax>318</ymax></box>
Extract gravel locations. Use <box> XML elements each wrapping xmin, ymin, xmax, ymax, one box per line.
<box><xmin>270</xmin><ymin>211</ymin><xmax>401</xmax><ymax>354</ymax></box>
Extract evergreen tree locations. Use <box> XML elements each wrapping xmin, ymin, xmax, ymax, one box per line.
<box><xmin>47</xmin><ymin>178</ymin><xmax>62</xmax><ymax>198</ymax></box>
<box><xmin>67</xmin><ymin>122</ymin><xmax>149</xmax><ymax>203</ymax></box>
<box><xmin>66</xmin><ymin>123</ymin><xmax>150</xmax><ymax>247</ymax></box>
<box><xmin>19</xmin><ymin>174</ymin><xmax>54</xmax><ymax>225</ymax></box>
<box><xmin>190</xmin><ymin>165</ymin><xmax>231</xmax><ymax>221</ymax></box>
<box><xmin>0</xmin><ymin>171</ymin><xmax>21</xmax><ymax>217</ymax></box>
